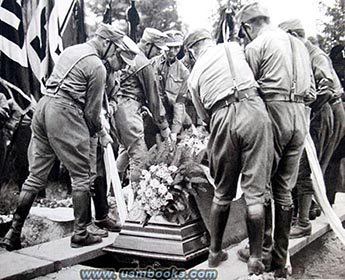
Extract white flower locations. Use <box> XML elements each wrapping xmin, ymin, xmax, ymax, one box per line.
<box><xmin>166</xmin><ymin>176</ymin><xmax>174</xmax><ymax>185</ymax></box>
<box><xmin>168</xmin><ymin>165</ymin><xmax>178</xmax><ymax>173</ymax></box>
<box><xmin>150</xmin><ymin>178</ymin><xmax>160</xmax><ymax>188</ymax></box>
<box><xmin>165</xmin><ymin>192</ymin><xmax>173</xmax><ymax>200</ymax></box>
<box><xmin>137</xmin><ymin>188</ymin><xmax>143</xmax><ymax>196</ymax></box>
<box><xmin>149</xmin><ymin>165</ymin><xmax>159</xmax><ymax>172</ymax></box>
<box><xmin>145</xmin><ymin>188</ymin><xmax>153</xmax><ymax>198</ymax></box>
<box><xmin>158</xmin><ymin>184</ymin><xmax>168</xmax><ymax>195</ymax></box>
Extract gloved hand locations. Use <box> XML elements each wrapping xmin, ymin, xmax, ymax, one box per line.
<box><xmin>160</xmin><ymin>126</ymin><xmax>171</xmax><ymax>140</ymax></box>
<box><xmin>98</xmin><ymin>127</ymin><xmax>113</xmax><ymax>147</ymax></box>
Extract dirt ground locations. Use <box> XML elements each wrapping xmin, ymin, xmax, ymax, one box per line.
<box><xmin>291</xmin><ymin>230</ymin><xmax>345</xmax><ymax>279</ymax></box>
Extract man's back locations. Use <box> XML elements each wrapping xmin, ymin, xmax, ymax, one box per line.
<box><xmin>245</xmin><ymin>26</ymin><xmax>313</xmax><ymax>98</ymax></box>
<box><xmin>189</xmin><ymin>41</ymin><xmax>258</xmax><ymax>111</ymax></box>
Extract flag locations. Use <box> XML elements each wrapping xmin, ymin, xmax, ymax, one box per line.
<box><xmin>48</xmin><ymin>0</ymin><xmax>85</xmax><ymax>64</ymax></box>
<box><xmin>48</xmin><ymin>1</ymin><xmax>63</xmax><ymax>65</ymax></box>
<box><xmin>103</xmin><ymin>0</ymin><xmax>112</xmax><ymax>24</ymax></box>
<box><xmin>60</xmin><ymin>0</ymin><xmax>86</xmax><ymax>48</ymax></box>
<box><xmin>0</xmin><ymin>0</ymin><xmax>32</xmax><ymax>112</ymax></box>
<box><xmin>26</xmin><ymin>0</ymin><xmax>53</xmax><ymax>97</ymax></box>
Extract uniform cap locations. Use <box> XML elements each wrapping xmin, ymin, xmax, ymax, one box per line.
<box><xmin>183</xmin><ymin>29</ymin><xmax>212</xmax><ymax>49</ymax></box>
<box><xmin>278</xmin><ymin>19</ymin><xmax>304</xmax><ymax>32</ymax></box>
<box><xmin>235</xmin><ymin>2</ymin><xmax>269</xmax><ymax>24</ymax></box>
<box><xmin>95</xmin><ymin>23</ymin><xmax>125</xmax><ymax>45</ymax></box>
<box><xmin>141</xmin><ymin>27</ymin><xmax>169</xmax><ymax>50</ymax></box>
<box><xmin>164</xmin><ymin>30</ymin><xmax>184</xmax><ymax>47</ymax></box>
<box><xmin>96</xmin><ymin>23</ymin><xmax>139</xmax><ymax>67</ymax></box>
<box><xmin>118</xmin><ymin>35</ymin><xmax>140</xmax><ymax>66</ymax></box>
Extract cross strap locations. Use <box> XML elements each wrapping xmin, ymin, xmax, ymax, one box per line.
<box><xmin>223</xmin><ymin>43</ymin><xmax>239</xmax><ymax>95</ymax></box>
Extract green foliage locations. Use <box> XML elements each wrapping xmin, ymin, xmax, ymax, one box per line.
<box><xmin>319</xmin><ymin>0</ymin><xmax>345</xmax><ymax>52</ymax></box>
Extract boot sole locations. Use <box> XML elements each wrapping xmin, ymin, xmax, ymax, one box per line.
<box><xmin>236</xmin><ymin>251</ymin><xmax>249</xmax><ymax>263</ymax></box>
<box><xmin>289</xmin><ymin>232</ymin><xmax>311</xmax><ymax>239</ymax></box>
<box><xmin>70</xmin><ymin>239</ymin><xmax>102</xmax><ymax>248</ymax></box>
<box><xmin>208</xmin><ymin>252</ymin><xmax>228</xmax><ymax>268</ymax></box>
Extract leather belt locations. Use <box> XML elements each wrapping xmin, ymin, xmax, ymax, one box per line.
<box><xmin>329</xmin><ymin>97</ymin><xmax>342</xmax><ymax>106</ymax></box>
<box><xmin>261</xmin><ymin>93</ymin><xmax>305</xmax><ymax>103</ymax></box>
<box><xmin>209</xmin><ymin>88</ymin><xmax>259</xmax><ymax>116</ymax></box>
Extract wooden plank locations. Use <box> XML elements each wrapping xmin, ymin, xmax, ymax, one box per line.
<box><xmin>191</xmin><ymin>193</ymin><xmax>345</xmax><ymax>279</ymax></box>
<box><xmin>0</xmin><ymin>252</ymin><xmax>55</xmax><ymax>280</ymax></box>
<box><xmin>17</xmin><ymin>232</ymin><xmax>117</xmax><ymax>269</ymax></box>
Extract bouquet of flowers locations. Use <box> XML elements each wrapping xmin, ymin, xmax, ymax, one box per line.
<box><xmin>134</xmin><ymin>127</ymin><xmax>211</xmax><ymax>225</ymax></box>
<box><xmin>136</xmin><ymin>163</ymin><xmax>176</xmax><ymax>217</ymax></box>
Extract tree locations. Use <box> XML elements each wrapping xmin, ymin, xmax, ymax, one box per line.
<box><xmin>319</xmin><ymin>0</ymin><xmax>345</xmax><ymax>52</ymax></box>
<box><xmin>211</xmin><ymin>0</ymin><xmax>243</xmax><ymax>42</ymax></box>
<box><xmin>137</xmin><ymin>0</ymin><xmax>181</xmax><ymax>35</ymax></box>
<box><xmin>84</xmin><ymin>0</ymin><xmax>182</xmax><ymax>39</ymax></box>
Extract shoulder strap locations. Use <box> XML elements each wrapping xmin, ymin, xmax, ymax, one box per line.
<box><xmin>223</xmin><ymin>43</ymin><xmax>238</xmax><ymax>94</ymax></box>
<box><xmin>52</xmin><ymin>52</ymin><xmax>97</xmax><ymax>94</ymax></box>
<box><xmin>287</xmin><ymin>35</ymin><xmax>297</xmax><ymax>100</ymax></box>
<box><xmin>120</xmin><ymin>62</ymin><xmax>152</xmax><ymax>84</ymax></box>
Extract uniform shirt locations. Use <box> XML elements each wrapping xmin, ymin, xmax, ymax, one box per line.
<box><xmin>305</xmin><ymin>40</ymin><xmax>344</xmax><ymax>99</ymax></box>
<box><xmin>120</xmin><ymin>50</ymin><xmax>168</xmax><ymax>130</ymax></box>
<box><xmin>188</xmin><ymin>41</ymin><xmax>258</xmax><ymax>124</ymax></box>
<box><xmin>245</xmin><ymin>26</ymin><xmax>315</xmax><ymax>99</ymax></box>
<box><xmin>152</xmin><ymin>54</ymin><xmax>189</xmax><ymax>133</ymax></box>
<box><xmin>46</xmin><ymin>42</ymin><xmax>106</xmax><ymax>136</ymax></box>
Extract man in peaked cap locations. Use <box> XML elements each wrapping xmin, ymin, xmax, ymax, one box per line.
<box><xmin>235</xmin><ymin>3</ymin><xmax>315</xmax><ymax>278</ymax></box>
<box><xmin>139</xmin><ymin>27</ymin><xmax>169</xmax><ymax>58</ymax></box>
<box><xmin>84</xmin><ymin>30</ymin><xmax>140</xmax><ymax>237</ymax></box>
<box><xmin>114</xmin><ymin>27</ymin><xmax>171</xmax><ymax>186</ymax></box>
<box><xmin>144</xmin><ymin>30</ymin><xmax>190</xmax><ymax>148</ymax></box>
<box><xmin>279</xmin><ymin>19</ymin><xmax>345</xmax><ymax>229</ymax></box>
<box><xmin>1</xmin><ymin>23</ymin><xmax>136</xmax><ymax>250</ymax></box>
<box><xmin>185</xmin><ymin>28</ymin><xmax>274</xmax><ymax>277</ymax></box>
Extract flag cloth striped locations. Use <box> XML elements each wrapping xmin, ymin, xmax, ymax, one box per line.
<box><xmin>0</xmin><ymin>0</ymin><xmax>32</xmax><ymax>112</ymax></box>
<box><xmin>26</xmin><ymin>0</ymin><xmax>53</xmax><ymax>98</ymax></box>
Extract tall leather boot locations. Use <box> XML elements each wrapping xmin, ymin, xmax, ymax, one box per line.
<box><xmin>91</xmin><ymin>176</ymin><xmax>109</xmax><ymax>221</ymax></box>
<box><xmin>70</xmin><ymin>191</ymin><xmax>102</xmax><ymax>248</ymax></box>
<box><xmin>208</xmin><ymin>202</ymin><xmax>230</xmax><ymax>267</ymax></box>
<box><xmin>262</xmin><ymin>201</ymin><xmax>273</xmax><ymax>270</ymax></box>
<box><xmin>1</xmin><ymin>191</ymin><xmax>37</xmax><ymax>251</ymax></box>
<box><xmin>92</xmin><ymin>176</ymin><xmax>121</xmax><ymax>233</ymax></box>
<box><xmin>237</xmin><ymin>202</ymin><xmax>273</xmax><ymax>271</ymax></box>
<box><xmin>290</xmin><ymin>194</ymin><xmax>312</xmax><ymax>238</ymax></box>
<box><xmin>247</xmin><ymin>204</ymin><xmax>265</xmax><ymax>275</ymax></box>
<box><xmin>271</xmin><ymin>204</ymin><xmax>293</xmax><ymax>278</ymax></box>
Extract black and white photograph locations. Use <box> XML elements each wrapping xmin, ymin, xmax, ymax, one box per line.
<box><xmin>0</xmin><ymin>0</ymin><xmax>345</xmax><ymax>279</ymax></box>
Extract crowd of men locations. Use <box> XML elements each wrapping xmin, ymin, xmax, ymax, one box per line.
<box><xmin>1</xmin><ymin>1</ymin><xmax>345</xmax><ymax>279</ymax></box>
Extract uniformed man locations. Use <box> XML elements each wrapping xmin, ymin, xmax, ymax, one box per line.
<box><xmin>235</xmin><ymin>3</ymin><xmax>314</xmax><ymax>278</ymax></box>
<box><xmin>278</xmin><ymin>19</ymin><xmax>338</xmax><ymax>238</ymax></box>
<box><xmin>144</xmin><ymin>30</ymin><xmax>190</xmax><ymax>148</ymax></box>
<box><xmin>1</xmin><ymin>24</ymin><xmax>138</xmax><ymax>250</ymax></box>
<box><xmin>87</xmin><ymin>35</ymin><xmax>140</xmax><ymax>237</ymax></box>
<box><xmin>185</xmin><ymin>29</ymin><xmax>274</xmax><ymax>276</ymax></box>
<box><xmin>115</xmin><ymin>27</ymin><xmax>171</xmax><ymax>185</ymax></box>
